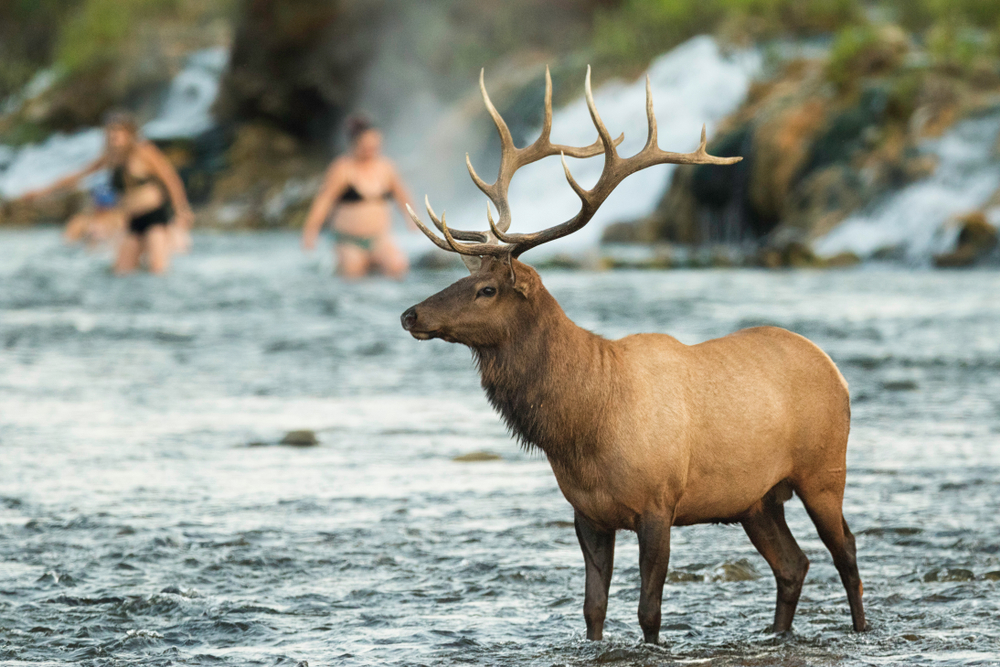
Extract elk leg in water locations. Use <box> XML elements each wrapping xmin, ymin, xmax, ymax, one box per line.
<box><xmin>741</xmin><ymin>489</ymin><xmax>810</xmax><ymax>632</ymax></box>
<box><xmin>798</xmin><ymin>485</ymin><xmax>866</xmax><ymax>631</ymax></box>
<box><xmin>574</xmin><ymin>511</ymin><xmax>615</xmax><ymax>640</ymax></box>
<box><xmin>636</xmin><ymin>514</ymin><xmax>671</xmax><ymax>644</ymax></box>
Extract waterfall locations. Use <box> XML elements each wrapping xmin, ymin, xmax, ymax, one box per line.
<box><xmin>396</xmin><ymin>37</ymin><xmax>761</xmax><ymax>258</ymax></box>
<box><xmin>143</xmin><ymin>47</ymin><xmax>229</xmax><ymax>140</ymax></box>
<box><xmin>813</xmin><ymin>114</ymin><xmax>1000</xmax><ymax>263</ymax></box>
<box><xmin>0</xmin><ymin>47</ymin><xmax>228</xmax><ymax>199</ymax></box>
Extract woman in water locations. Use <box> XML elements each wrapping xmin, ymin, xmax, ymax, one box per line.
<box><xmin>20</xmin><ymin>110</ymin><xmax>193</xmax><ymax>274</ymax></box>
<box><xmin>301</xmin><ymin>116</ymin><xmax>413</xmax><ymax>279</ymax></box>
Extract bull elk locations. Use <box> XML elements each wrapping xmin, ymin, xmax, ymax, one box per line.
<box><xmin>400</xmin><ymin>67</ymin><xmax>865</xmax><ymax>643</ymax></box>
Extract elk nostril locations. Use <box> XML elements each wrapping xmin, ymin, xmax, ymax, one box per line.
<box><xmin>401</xmin><ymin>307</ymin><xmax>418</xmax><ymax>330</ymax></box>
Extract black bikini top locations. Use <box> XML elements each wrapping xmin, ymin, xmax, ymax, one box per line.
<box><xmin>339</xmin><ymin>184</ymin><xmax>393</xmax><ymax>204</ymax></box>
<box><xmin>111</xmin><ymin>165</ymin><xmax>159</xmax><ymax>195</ymax></box>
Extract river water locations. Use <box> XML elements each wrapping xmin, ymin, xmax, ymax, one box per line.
<box><xmin>1</xmin><ymin>230</ymin><xmax>999</xmax><ymax>666</ymax></box>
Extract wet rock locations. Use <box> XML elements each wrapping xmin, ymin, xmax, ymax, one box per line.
<box><xmin>826</xmin><ymin>251</ymin><xmax>862</xmax><ymax>267</ymax></box>
<box><xmin>710</xmin><ymin>558</ymin><xmax>760</xmax><ymax>582</ymax></box>
<box><xmin>882</xmin><ymin>380</ymin><xmax>918</xmax><ymax>391</ymax></box>
<box><xmin>601</xmin><ymin>219</ymin><xmax>658</xmax><ymax>245</ymax></box>
<box><xmin>757</xmin><ymin>240</ymin><xmax>824</xmax><ymax>268</ymax></box>
<box><xmin>279</xmin><ymin>430</ymin><xmax>319</xmax><ymax>447</ymax></box>
<box><xmin>0</xmin><ymin>191</ymin><xmax>86</xmax><ymax>226</ymax></box>
<box><xmin>933</xmin><ymin>212</ymin><xmax>998</xmax><ymax>268</ymax></box>
<box><xmin>667</xmin><ymin>570</ymin><xmax>703</xmax><ymax>583</ymax></box>
<box><xmin>983</xmin><ymin>571</ymin><xmax>1000</xmax><ymax>581</ymax></box>
<box><xmin>215</xmin><ymin>0</ymin><xmax>387</xmax><ymax>142</ymax></box>
<box><xmin>452</xmin><ymin>451</ymin><xmax>502</xmax><ymax>462</ymax></box>
<box><xmin>924</xmin><ymin>568</ymin><xmax>975</xmax><ymax>582</ymax></box>
<box><xmin>204</xmin><ymin>123</ymin><xmax>325</xmax><ymax>229</ymax></box>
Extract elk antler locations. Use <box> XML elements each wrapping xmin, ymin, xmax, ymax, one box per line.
<box><xmin>408</xmin><ymin>66</ymin><xmax>742</xmax><ymax>264</ymax></box>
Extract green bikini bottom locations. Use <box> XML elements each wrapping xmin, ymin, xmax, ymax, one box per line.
<box><xmin>331</xmin><ymin>230</ymin><xmax>377</xmax><ymax>252</ymax></box>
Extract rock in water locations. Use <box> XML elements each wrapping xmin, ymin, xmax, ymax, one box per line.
<box><xmin>934</xmin><ymin>212</ymin><xmax>998</xmax><ymax>268</ymax></box>
<box><xmin>452</xmin><ymin>451</ymin><xmax>502</xmax><ymax>462</ymax></box>
<box><xmin>280</xmin><ymin>430</ymin><xmax>319</xmax><ymax>447</ymax></box>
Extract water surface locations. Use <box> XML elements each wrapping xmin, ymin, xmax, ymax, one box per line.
<box><xmin>1</xmin><ymin>230</ymin><xmax>999</xmax><ymax>665</ymax></box>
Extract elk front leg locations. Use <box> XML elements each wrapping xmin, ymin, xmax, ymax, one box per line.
<box><xmin>574</xmin><ymin>510</ymin><xmax>615</xmax><ymax>640</ymax></box>
<box><xmin>636</xmin><ymin>514</ymin><xmax>671</xmax><ymax>644</ymax></box>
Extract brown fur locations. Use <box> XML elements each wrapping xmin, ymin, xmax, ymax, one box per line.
<box><xmin>401</xmin><ymin>256</ymin><xmax>866</xmax><ymax>643</ymax></box>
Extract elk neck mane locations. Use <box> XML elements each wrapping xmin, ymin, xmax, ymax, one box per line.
<box><xmin>470</xmin><ymin>286</ymin><xmax>620</xmax><ymax>463</ymax></box>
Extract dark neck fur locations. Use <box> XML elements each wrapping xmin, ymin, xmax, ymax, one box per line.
<box><xmin>472</xmin><ymin>289</ymin><xmax>615</xmax><ymax>463</ymax></box>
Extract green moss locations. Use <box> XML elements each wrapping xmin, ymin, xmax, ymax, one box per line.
<box><xmin>0</xmin><ymin>120</ymin><xmax>52</xmax><ymax>146</ymax></box>
<box><xmin>927</xmin><ymin>23</ymin><xmax>991</xmax><ymax>70</ymax></box>
<box><xmin>826</xmin><ymin>24</ymin><xmax>881</xmax><ymax>88</ymax></box>
<box><xmin>55</xmin><ymin>0</ymin><xmax>179</xmax><ymax>73</ymax></box>
<box><xmin>887</xmin><ymin>0</ymin><xmax>1000</xmax><ymax>32</ymax></box>
<box><xmin>593</xmin><ymin>0</ymin><xmax>862</xmax><ymax>72</ymax></box>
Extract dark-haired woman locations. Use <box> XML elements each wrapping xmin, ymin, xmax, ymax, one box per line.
<box><xmin>301</xmin><ymin>117</ymin><xmax>414</xmax><ymax>279</ymax></box>
<box><xmin>20</xmin><ymin>111</ymin><xmax>194</xmax><ymax>274</ymax></box>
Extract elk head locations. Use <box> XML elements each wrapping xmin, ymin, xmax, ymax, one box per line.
<box><xmin>401</xmin><ymin>66</ymin><xmax>740</xmax><ymax>348</ymax></box>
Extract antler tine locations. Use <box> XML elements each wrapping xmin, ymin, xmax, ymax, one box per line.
<box><xmin>560</xmin><ymin>152</ymin><xmax>588</xmax><ymax>201</ymax></box>
<box><xmin>440</xmin><ymin>214</ymin><xmax>508</xmax><ymax>258</ymax></box>
<box><xmin>540</xmin><ymin>66</ymin><xmax>553</xmax><ymax>141</ymax></box>
<box><xmin>487</xmin><ymin>203</ymin><xmax>517</xmax><ymax>244</ymax></box>
<box><xmin>649</xmin><ymin>124</ymin><xmax>742</xmax><ymax>166</ymax></box>
<box><xmin>406</xmin><ymin>203</ymin><xmax>458</xmax><ymax>253</ymax></box>
<box><xmin>644</xmin><ymin>75</ymin><xmax>658</xmax><ymax>152</ymax></box>
<box><xmin>584</xmin><ymin>66</ymin><xmax>616</xmax><ymax>159</ymax></box>
<box><xmin>480</xmin><ymin>69</ymin><xmax>515</xmax><ymax>155</ymax></box>
<box><xmin>425</xmin><ymin>196</ymin><xmax>488</xmax><ymax>243</ymax></box>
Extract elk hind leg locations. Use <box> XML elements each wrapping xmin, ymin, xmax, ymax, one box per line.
<box><xmin>636</xmin><ymin>514</ymin><xmax>671</xmax><ymax>644</ymax></box>
<box><xmin>741</xmin><ymin>482</ymin><xmax>809</xmax><ymax>632</ymax></box>
<box><xmin>574</xmin><ymin>511</ymin><xmax>615</xmax><ymax>640</ymax></box>
<box><xmin>797</xmin><ymin>483</ymin><xmax>866</xmax><ymax>631</ymax></box>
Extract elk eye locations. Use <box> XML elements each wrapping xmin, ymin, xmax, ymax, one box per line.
<box><xmin>477</xmin><ymin>286</ymin><xmax>497</xmax><ymax>298</ymax></box>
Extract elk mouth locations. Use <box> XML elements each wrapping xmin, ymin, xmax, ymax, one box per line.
<box><xmin>408</xmin><ymin>330</ymin><xmax>439</xmax><ymax>341</ymax></box>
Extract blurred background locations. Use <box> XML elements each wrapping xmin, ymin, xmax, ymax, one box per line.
<box><xmin>2</xmin><ymin>2</ymin><xmax>1000</xmax><ymax>666</ymax></box>
<box><xmin>2</xmin><ymin>0</ymin><xmax>1000</xmax><ymax>264</ymax></box>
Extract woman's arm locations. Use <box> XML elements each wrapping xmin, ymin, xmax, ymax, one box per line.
<box><xmin>19</xmin><ymin>156</ymin><xmax>106</xmax><ymax>200</ymax></box>
<box><xmin>141</xmin><ymin>142</ymin><xmax>193</xmax><ymax>229</ymax></box>
<box><xmin>302</xmin><ymin>162</ymin><xmax>348</xmax><ymax>250</ymax></box>
<box><xmin>387</xmin><ymin>163</ymin><xmax>416</xmax><ymax>230</ymax></box>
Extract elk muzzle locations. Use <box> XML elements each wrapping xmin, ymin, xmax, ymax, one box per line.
<box><xmin>400</xmin><ymin>305</ymin><xmax>441</xmax><ymax>340</ymax></box>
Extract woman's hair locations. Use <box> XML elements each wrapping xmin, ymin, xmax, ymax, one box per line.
<box><xmin>346</xmin><ymin>114</ymin><xmax>376</xmax><ymax>143</ymax></box>
<box><xmin>103</xmin><ymin>109</ymin><xmax>139</xmax><ymax>135</ymax></box>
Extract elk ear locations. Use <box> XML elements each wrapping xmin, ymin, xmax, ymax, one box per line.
<box><xmin>510</xmin><ymin>264</ymin><xmax>535</xmax><ymax>297</ymax></box>
<box><xmin>460</xmin><ymin>255</ymin><xmax>482</xmax><ymax>273</ymax></box>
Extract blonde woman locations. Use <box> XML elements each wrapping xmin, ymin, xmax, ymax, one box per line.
<box><xmin>21</xmin><ymin>110</ymin><xmax>193</xmax><ymax>274</ymax></box>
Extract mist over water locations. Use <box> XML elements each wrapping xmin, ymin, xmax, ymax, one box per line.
<box><xmin>2</xmin><ymin>230</ymin><xmax>999</xmax><ymax>665</ymax></box>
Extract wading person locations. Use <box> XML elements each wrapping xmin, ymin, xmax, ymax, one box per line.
<box><xmin>19</xmin><ymin>110</ymin><xmax>194</xmax><ymax>274</ymax></box>
<box><xmin>62</xmin><ymin>177</ymin><xmax>124</xmax><ymax>246</ymax></box>
<box><xmin>301</xmin><ymin>116</ymin><xmax>414</xmax><ymax>279</ymax></box>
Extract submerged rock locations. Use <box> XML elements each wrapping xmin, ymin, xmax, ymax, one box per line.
<box><xmin>452</xmin><ymin>451</ymin><xmax>502</xmax><ymax>462</ymax></box>
<box><xmin>280</xmin><ymin>430</ymin><xmax>319</xmax><ymax>447</ymax></box>
<box><xmin>882</xmin><ymin>379</ymin><xmax>919</xmax><ymax>391</ymax></box>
